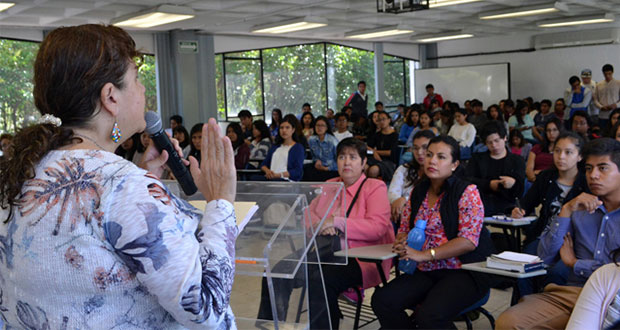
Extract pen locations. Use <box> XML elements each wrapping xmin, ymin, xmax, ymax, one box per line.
<box><xmin>515</xmin><ymin>197</ymin><xmax>522</xmax><ymax>211</ymax></box>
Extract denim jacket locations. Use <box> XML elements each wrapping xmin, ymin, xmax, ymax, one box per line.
<box><xmin>308</xmin><ymin>134</ymin><xmax>338</xmax><ymax>171</ymax></box>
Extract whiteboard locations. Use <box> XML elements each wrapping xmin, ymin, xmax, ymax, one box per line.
<box><xmin>415</xmin><ymin>63</ymin><xmax>510</xmax><ymax>108</ymax></box>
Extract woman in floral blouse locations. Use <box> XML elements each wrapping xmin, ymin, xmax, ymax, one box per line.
<box><xmin>372</xmin><ymin>135</ymin><xmax>493</xmax><ymax>329</ymax></box>
<box><xmin>0</xmin><ymin>25</ymin><xmax>238</xmax><ymax>329</ymax></box>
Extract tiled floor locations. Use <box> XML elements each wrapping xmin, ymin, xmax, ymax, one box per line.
<box><xmin>231</xmin><ymin>271</ymin><xmax>514</xmax><ymax>329</ymax></box>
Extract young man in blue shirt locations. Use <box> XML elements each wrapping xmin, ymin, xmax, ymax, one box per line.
<box><xmin>497</xmin><ymin>138</ymin><xmax>620</xmax><ymax>329</ymax></box>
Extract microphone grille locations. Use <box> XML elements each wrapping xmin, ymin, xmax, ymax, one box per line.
<box><xmin>144</xmin><ymin>111</ymin><xmax>162</xmax><ymax>134</ymax></box>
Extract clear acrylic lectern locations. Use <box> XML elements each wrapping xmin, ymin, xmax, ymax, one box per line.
<box><xmin>163</xmin><ymin>180</ymin><xmax>348</xmax><ymax>330</ymax></box>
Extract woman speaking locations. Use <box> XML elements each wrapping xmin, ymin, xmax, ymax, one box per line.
<box><xmin>0</xmin><ymin>25</ymin><xmax>238</xmax><ymax>329</ymax></box>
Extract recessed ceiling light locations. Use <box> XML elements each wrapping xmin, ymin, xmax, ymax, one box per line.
<box><xmin>429</xmin><ymin>0</ymin><xmax>481</xmax><ymax>8</ymax></box>
<box><xmin>345</xmin><ymin>25</ymin><xmax>414</xmax><ymax>39</ymax></box>
<box><xmin>252</xmin><ymin>16</ymin><xmax>328</xmax><ymax>34</ymax></box>
<box><xmin>414</xmin><ymin>33</ymin><xmax>474</xmax><ymax>42</ymax></box>
<box><xmin>111</xmin><ymin>5</ymin><xmax>195</xmax><ymax>28</ymax></box>
<box><xmin>538</xmin><ymin>13</ymin><xmax>615</xmax><ymax>27</ymax></box>
<box><xmin>0</xmin><ymin>2</ymin><xmax>15</xmax><ymax>12</ymax></box>
<box><xmin>480</xmin><ymin>2</ymin><xmax>568</xmax><ymax>20</ymax></box>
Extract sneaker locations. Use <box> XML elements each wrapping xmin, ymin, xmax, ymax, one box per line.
<box><xmin>341</xmin><ymin>287</ymin><xmax>364</xmax><ymax>305</ymax></box>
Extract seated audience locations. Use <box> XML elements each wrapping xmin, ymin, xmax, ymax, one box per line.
<box><xmin>527</xmin><ymin>117</ymin><xmax>562</xmax><ymax>182</ymax></box>
<box><xmin>398</xmin><ymin>106</ymin><xmax>419</xmax><ymax>144</ymax></box>
<box><xmin>503</xmin><ymin>99</ymin><xmax>515</xmax><ymax>122</ymax></box>
<box><xmin>0</xmin><ymin>133</ymin><xmax>12</xmax><ymax>157</ymax></box>
<box><xmin>554</xmin><ymin>98</ymin><xmax>567</xmax><ymax>123</ymax></box>
<box><xmin>238</xmin><ymin>109</ymin><xmax>254</xmax><ymax>140</ymax></box>
<box><xmin>566</xmin><ymin>248</ymin><xmax>620</xmax><ymax>330</ymax></box>
<box><xmin>508</xmin><ymin>129</ymin><xmax>532</xmax><ymax>161</ymax></box>
<box><xmin>333</xmin><ymin>112</ymin><xmax>353</xmax><ymax>142</ymax></box>
<box><xmin>367</xmin><ymin>111</ymin><xmax>399</xmax><ymax>182</ymax></box>
<box><xmin>372</xmin><ymin>136</ymin><xmax>493</xmax><ymax>329</ymax></box>
<box><xmin>512</xmin><ymin>132</ymin><xmax>588</xmax><ymax>296</ymax></box>
<box><xmin>248</xmin><ymin>120</ymin><xmax>272</xmax><ymax>169</ymax></box>
<box><xmin>509</xmin><ymin>100</ymin><xmax>535</xmax><ymax>143</ymax></box>
<box><xmin>388</xmin><ymin>131</ymin><xmax>434</xmax><ymax>223</ymax></box>
<box><xmin>448</xmin><ymin>107</ymin><xmax>476</xmax><ymax>157</ymax></box>
<box><xmin>611</xmin><ymin>121</ymin><xmax>620</xmax><ymax>142</ymax></box>
<box><xmin>570</xmin><ymin>110</ymin><xmax>597</xmax><ymax>142</ymax></box>
<box><xmin>351</xmin><ymin>115</ymin><xmax>368</xmax><ymax>141</ymax></box>
<box><xmin>255</xmin><ymin>114</ymin><xmax>305</xmax><ymax>181</ymax></box>
<box><xmin>257</xmin><ymin>138</ymin><xmax>393</xmax><ymax>329</ymax></box>
<box><xmin>226</xmin><ymin>122</ymin><xmax>250</xmax><ymax>170</ymax></box>
<box><xmin>304</xmin><ymin>116</ymin><xmax>339</xmax><ymax>181</ymax></box>
<box><xmin>187</xmin><ymin>123</ymin><xmax>203</xmax><ymax>165</ymax></box>
<box><xmin>392</xmin><ymin>103</ymin><xmax>406</xmax><ymax>131</ymax></box>
<box><xmin>367</xmin><ymin>110</ymin><xmax>382</xmax><ymax>141</ymax></box>
<box><xmin>438</xmin><ymin>109</ymin><xmax>454</xmax><ymax>136</ymax></box>
<box><xmin>469</xmin><ymin>99</ymin><xmax>488</xmax><ymax>133</ymax></box>
<box><xmin>564</xmin><ymin>75</ymin><xmax>593</xmax><ymax>120</ymax></box>
<box><xmin>603</xmin><ymin>108</ymin><xmax>620</xmax><ymax>138</ymax></box>
<box><xmin>406</xmin><ymin>110</ymin><xmax>438</xmax><ymax>147</ymax></box>
<box><xmin>496</xmin><ymin>138</ymin><xmax>620</xmax><ymax>329</ymax></box>
<box><xmin>131</xmin><ymin>131</ymin><xmax>150</xmax><ymax>166</ymax></box>
<box><xmin>172</xmin><ymin>125</ymin><xmax>190</xmax><ymax>156</ymax></box>
<box><xmin>114</xmin><ymin>132</ymin><xmax>139</xmax><ymax>161</ymax></box>
<box><xmin>326</xmin><ymin>107</ymin><xmax>335</xmax><ymax>129</ymax></box>
<box><xmin>465</xmin><ymin>121</ymin><xmax>525</xmax><ymax>216</ymax></box>
<box><xmin>269</xmin><ymin>108</ymin><xmax>282</xmax><ymax>139</ymax></box>
<box><xmin>533</xmin><ymin>99</ymin><xmax>557</xmax><ymax>141</ymax></box>
<box><xmin>300</xmin><ymin>111</ymin><xmax>315</xmax><ymax>140</ymax></box>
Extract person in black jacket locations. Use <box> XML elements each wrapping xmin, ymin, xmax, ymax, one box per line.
<box><xmin>465</xmin><ymin>121</ymin><xmax>525</xmax><ymax>216</ymax></box>
<box><xmin>511</xmin><ymin>132</ymin><xmax>588</xmax><ymax>297</ymax></box>
<box><xmin>344</xmin><ymin>80</ymin><xmax>369</xmax><ymax>119</ymax></box>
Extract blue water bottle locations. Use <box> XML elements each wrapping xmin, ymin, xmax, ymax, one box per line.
<box><xmin>399</xmin><ymin>220</ymin><xmax>427</xmax><ymax>275</ymax></box>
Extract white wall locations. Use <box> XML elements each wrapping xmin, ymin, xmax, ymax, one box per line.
<box><xmin>437</xmin><ymin>34</ymin><xmax>620</xmax><ymax>104</ymax></box>
<box><xmin>214</xmin><ymin>34</ymin><xmax>419</xmax><ymax>59</ymax></box>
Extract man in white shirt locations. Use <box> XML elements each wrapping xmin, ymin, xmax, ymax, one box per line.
<box><xmin>593</xmin><ymin>64</ymin><xmax>620</xmax><ymax>128</ymax></box>
<box><xmin>333</xmin><ymin>112</ymin><xmax>353</xmax><ymax>142</ymax></box>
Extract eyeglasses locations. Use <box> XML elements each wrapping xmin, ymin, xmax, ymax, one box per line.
<box><xmin>315</xmin><ymin>123</ymin><xmax>327</xmax><ymax>128</ymax></box>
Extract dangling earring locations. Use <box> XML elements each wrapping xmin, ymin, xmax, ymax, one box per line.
<box><xmin>110</xmin><ymin>120</ymin><xmax>122</xmax><ymax>143</ymax></box>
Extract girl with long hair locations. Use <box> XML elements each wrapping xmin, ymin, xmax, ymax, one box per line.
<box><xmin>255</xmin><ymin>114</ymin><xmax>305</xmax><ymax>181</ymax></box>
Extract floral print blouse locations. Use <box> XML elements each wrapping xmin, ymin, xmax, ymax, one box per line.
<box><xmin>0</xmin><ymin>149</ymin><xmax>238</xmax><ymax>329</ymax></box>
<box><xmin>398</xmin><ymin>184</ymin><xmax>484</xmax><ymax>271</ymax></box>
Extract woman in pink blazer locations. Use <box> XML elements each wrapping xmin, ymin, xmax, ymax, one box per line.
<box><xmin>257</xmin><ymin>137</ymin><xmax>394</xmax><ymax>329</ymax></box>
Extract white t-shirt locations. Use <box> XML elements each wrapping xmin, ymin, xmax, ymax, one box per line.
<box><xmin>271</xmin><ymin>144</ymin><xmax>292</xmax><ymax>173</ymax></box>
<box><xmin>448</xmin><ymin>123</ymin><xmax>476</xmax><ymax>148</ymax></box>
<box><xmin>334</xmin><ymin>130</ymin><xmax>353</xmax><ymax>142</ymax></box>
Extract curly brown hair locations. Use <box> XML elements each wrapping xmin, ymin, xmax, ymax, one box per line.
<box><xmin>0</xmin><ymin>24</ymin><xmax>139</xmax><ymax>220</ymax></box>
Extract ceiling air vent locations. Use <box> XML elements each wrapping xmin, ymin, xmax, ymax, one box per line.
<box><xmin>533</xmin><ymin>28</ymin><xmax>620</xmax><ymax>49</ymax></box>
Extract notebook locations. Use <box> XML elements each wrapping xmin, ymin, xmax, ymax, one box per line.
<box><xmin>188</xmin><ymin>200</ymin><xmax>259</xmax><ymax>232</ymax></box>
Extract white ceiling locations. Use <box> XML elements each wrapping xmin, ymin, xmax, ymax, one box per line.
<box><xmin>1</xmin><ymin>0</ymin><xmax>619</xmax><ymax>44</ymax></box>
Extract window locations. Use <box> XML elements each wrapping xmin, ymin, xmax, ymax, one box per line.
<box><xmin>217</xmin><ymin>43</ymin><xmax>416</xmax><ymax>120</ymax></box>
<box><xmin>138</xmin><ymin>54</ymin><xmax>158</xmax><ymax>112</ymax></box>
<box><xmin>0</xmin><ymin>39</ymin><xmax>39</xmax><ymax>133</ymax></box>
<box><xmin>263</xmin><ymin>44</ymin><xmax>326</xmax><ymax>117</ymax></box>
<box><xmin>0</xmin><ymin>38</ymin><xmax>159</xmax><ymax>134</ymax></box>
<box><xmin>224</xmin><ymin>51</ymin><xmax>263</xmax><ymax>119</ymax></box>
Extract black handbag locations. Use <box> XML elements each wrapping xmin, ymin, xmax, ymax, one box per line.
<box><xmin>313</xmin><ymin>178</ymin><xmax>368</xmax><ymax>261</ymax></box>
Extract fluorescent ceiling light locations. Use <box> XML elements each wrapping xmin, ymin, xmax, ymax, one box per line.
<box><xmin>111</xmin><ymin>5</ymin><xmax>195</xmax><ymax>28</ymax></box>
<box><xmin>480</xmin><ymin>2</ymin><xmax>567</xmax><ymax>20</ymax></box>
<box><xmin>252</xmin><ymin>16</ymin><xmax>328</xmax><ymax>34</ymax></box>
<box><xmin>538</xmin><ymin>13</ymin><xmax>615</xmax><ymax>27</ymax></box>
<box><xmin>414</xmin><ymin>33</ymin><xmax>474</xmax><ymax>42</ymax></box>
<box><xmin>429</xmin><ymin>0</ymin><xmax>481</xmax><ymax>8</ymax></box>
<box><xmin>345</xmin><ymin>25</ymin><xmax>414</xmax><ymax>39</ymax></box>
<box><xmin>0</xmin><ymin>2</ymin><xmax>15</xmax><ymax>12</ymax></box>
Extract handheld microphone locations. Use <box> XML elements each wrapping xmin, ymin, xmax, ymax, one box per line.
<box><xmin>144</xmin><ymin>111</ymin><xmax>198</xmax><ymax>196</ymax></box>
